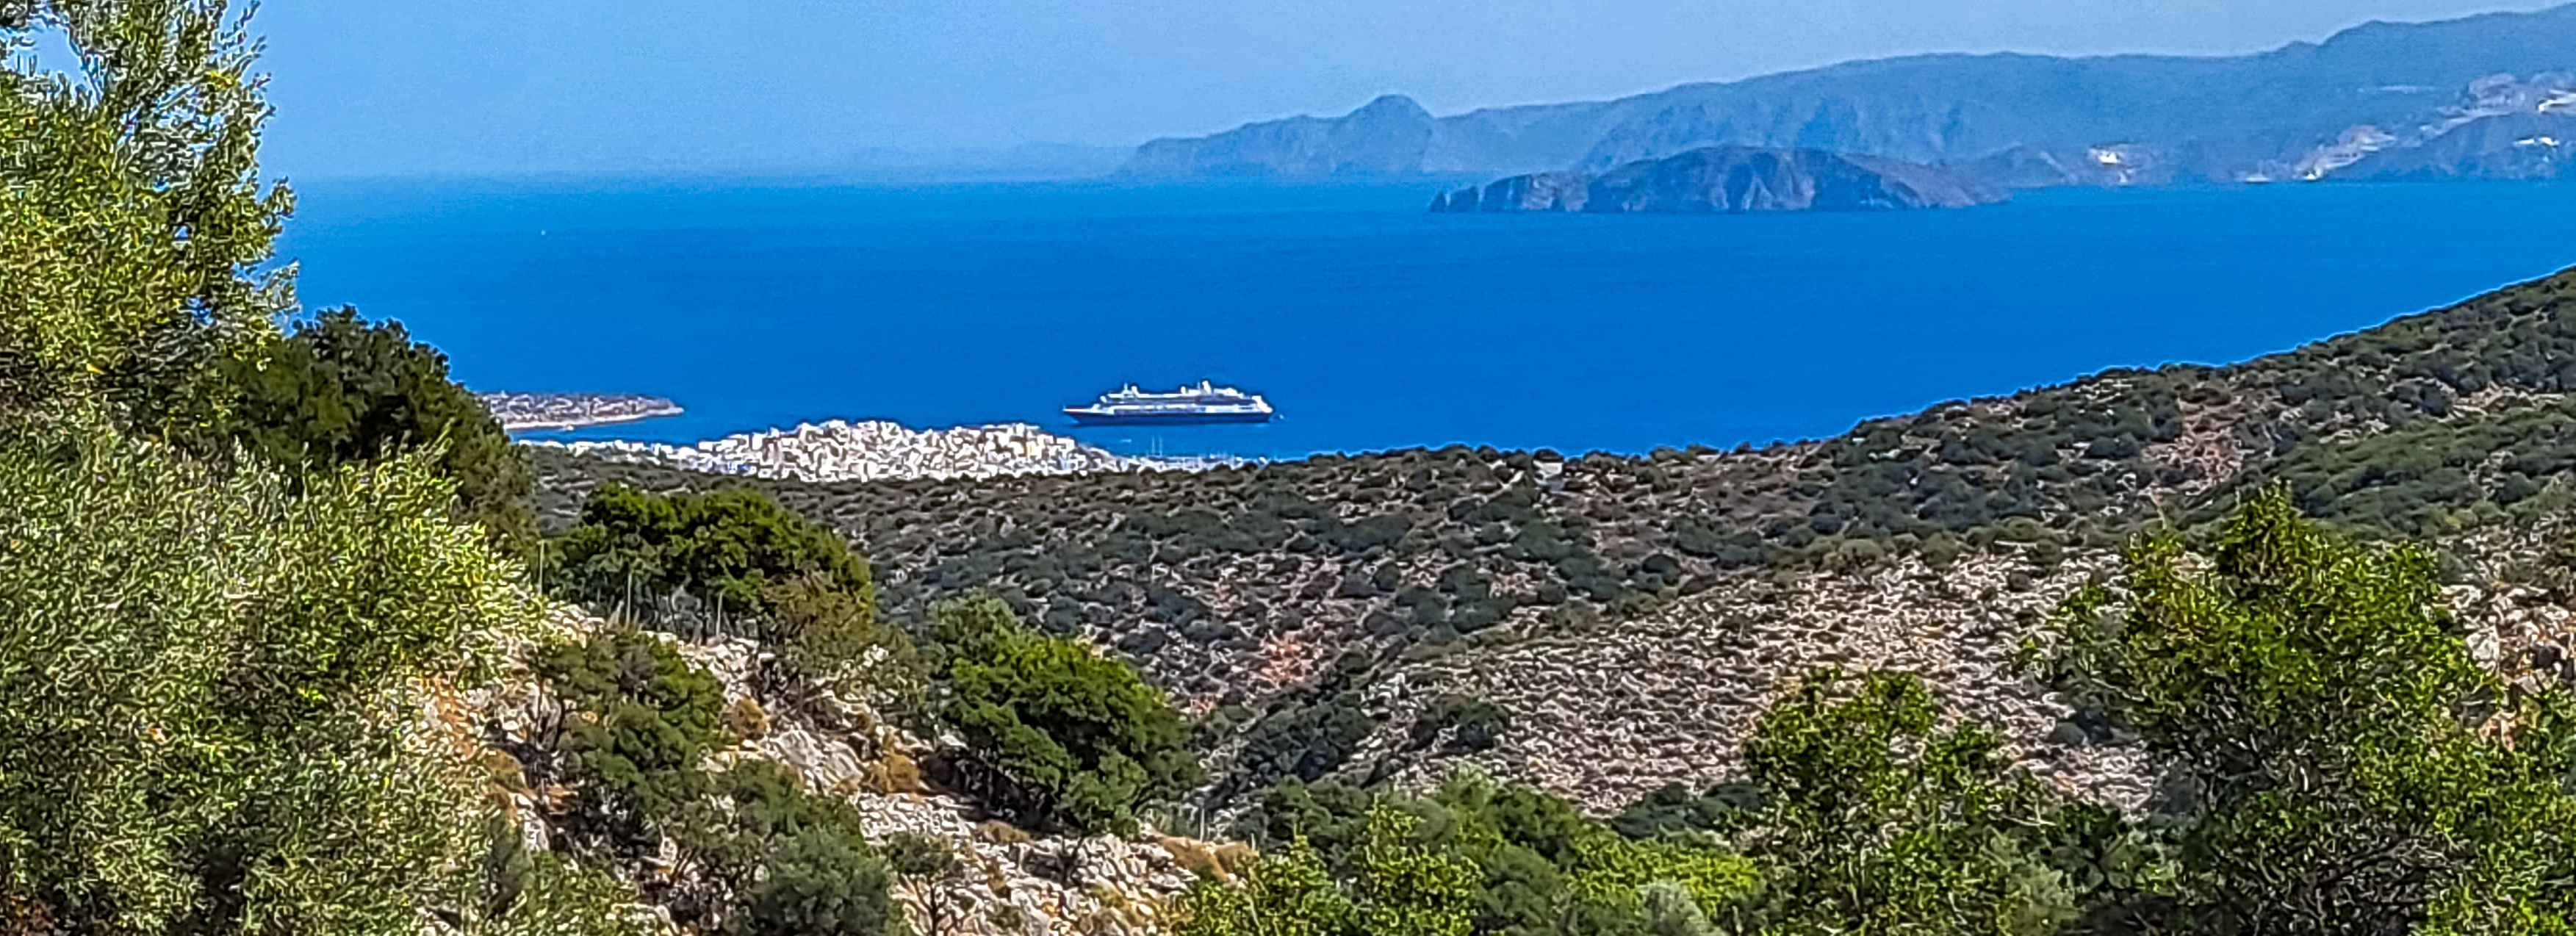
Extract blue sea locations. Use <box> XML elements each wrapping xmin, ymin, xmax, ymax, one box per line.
<box><xmin>280</xmin><ymin>177</ymin><xmax>2576</xmax><ymax>459</ymax></box>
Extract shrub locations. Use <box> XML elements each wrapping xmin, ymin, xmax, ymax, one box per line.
<box><xmin>686</xmin><ymin>762</ymin><xmax>902</xmax><ymax>936</ymax></box>
<box><xmin>0</xmin><ymin>428</ymin><xmax>527</xmax><ymax>934</ymax></box>
<box><xmin>2037</xmin><ymin>486</ymin><xmax>2576</xmax><ymax>931</ymax></box>
<box><xmin>547</xmin><ymin>484</ymin><xmax>871</xmax><ymax>626</ymax></box>
<box><xmin>931</xmin><ymin>597</ymin><xmax>1202</xmax><ymax>835</ymax></box>
<box><xmin>198</xmin><ymin>307</ymin><xmax>534</xmax><ymax>547</ymax></box>
<box><xmin>536</xmin><ymin>630</ymin><xmax>727</xmax><ymax>853</ymax></box>
<box><xmin>546</xmin><ymin>484</ymin><xmax>913</xmax><ymax>708</ymax></box>
<box><xmin>1408</xmin><ymin>694</ymin><xmax>1511</xmax><ymax>755</ymax></box>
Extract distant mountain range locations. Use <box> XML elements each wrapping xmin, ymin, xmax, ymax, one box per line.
<box><xmin>1119</xmin><ymin>4</ymin><xmax>2576</xmax><ymax>187</ymax></box>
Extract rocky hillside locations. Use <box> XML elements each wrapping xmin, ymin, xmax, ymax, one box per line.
<box><xmin>533</xmin><ymin>264</ymin><xmax>2576</xmax><ymax>814</ymax></box>
<box><xmin>467</xmin><ymin>605</ymin><xmax>1236</xmax><ymax>936</ymax></box>
<box><xmin>1118</xmin><ymin>5</ymin><xmax>2576</xmax><ymax>187</ymax></box>
<box><xmin>1431</xmin><ymin>147</ymin><xmax>2003</xmax><ymax>213</ymax></box>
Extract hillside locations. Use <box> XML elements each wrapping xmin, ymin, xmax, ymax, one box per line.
<box><xmin>533</xmin><ymin>264</ymin><xmax>2576</xmax><ymax>813</ymax></box>
<box><xmin>1118</xmin><ymin>5</ymin><xmax>2576</xmax><ymax>187</ymax></box>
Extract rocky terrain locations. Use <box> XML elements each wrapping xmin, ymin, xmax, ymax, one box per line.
<box><xmin>528</xmin><ymin>419</ymin><xmax>1248</xmax><ymax>484</ymax></box>
<box><xmin>1431</xmin><ymin>147</ymin><xmax>2003</xmax><ymax>214</ymax></box>
<box><xmin>2338</xmin><ymin>72</ymin><xmax>2576</xmax><ymax>180</ymax></box>
<box><xmin>483</xmin><ymin>392</ymin><xmax>683</xmax><ymax>431</ymax></box>
<box><xmin>459</xmin><ymin>604</ymin><xmax>1236</xmax><ymax>936</ymax></box>
<box><xmin>531</xmin><ymin>265</ymin><xmax>2576</xmax><ymax>818</ymax></box>
<box><xmin>1119</xmin><ymin>6</ymin><xmax>2576</xmax><ymax>188</ymax></box>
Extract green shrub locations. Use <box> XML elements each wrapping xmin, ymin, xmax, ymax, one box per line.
<box><xmin>198</xmin><ymin>307</ymin><xmax>534</xmax><ymax>547</ymax></box>
<box><xmin>0</xmin><ymin>0</ymin><xmax>287</xmax><ymax>430</ymax></box>
<box><xmin>686</xmin><ymin>762</ymin><xmax>902</xmax><ymax>936</ymax></box>
<box><xmin>537</xmin><ymin>630</ymin><xmax>727</xmax><ymax>853</ymax></box>
<box><xmin>2037</xmin><ymin>486</ymin><xmax>2576</xmax><ymax>931</ymax></box>
<box><xmin>548</xmin><ymin>484</ymin><xmax>873</xmax><ymax>628</ymax></box>
<box><xmin>1407</xmin><ymin>694</ymin><xmax>1511</xmax><ymax>755</ymax></box>
<box><xmin>547</xmin><ymin>484</ymin><xmax>913</xmax><ymax>710</ymax></box>
<box><xmin>931</xmin><ymin>597</ymin><xmax>1202</xmax><ymax>835</ymax></box>
<box><xmin>0</xmin><ymin>428</ymin><xmax>528</xmax><ymax>934</ymax></box>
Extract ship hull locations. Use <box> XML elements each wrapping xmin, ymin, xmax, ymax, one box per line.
<box><xmin>1066</xmin><ymin>410</ymin><xmax>1273</xmax><ymax>426</ymax></box>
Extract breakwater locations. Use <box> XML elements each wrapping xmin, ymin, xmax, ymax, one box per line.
<box><xmin>481</xmin><ymin>392</ymin><xmax>682</xmax><ymax>431</ymax></box>
<box><xmin>524</xmin><ymin>419</ymin><xmax>1253</xmax><ymax>483</ymax></box>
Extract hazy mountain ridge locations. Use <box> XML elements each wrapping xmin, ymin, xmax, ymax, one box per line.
<box><xmin>533</xmin><ymin>264</ymin><xmax>2576</xmax><ymax>814</ymax></box>
<box><xmin>1120</xmin><ymin>4</ymin><xmax>2576</xmax><ymax>187</ymax></box>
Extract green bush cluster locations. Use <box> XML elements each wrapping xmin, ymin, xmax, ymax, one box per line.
<box><xmin>536</xmin><ymin>630</ymin><xmax>730</xmax><ymax>854</ymax></box>
<box><xmin>2032</xmin><ymin>486</ymin><xmax>2576</xmax><ymax>932</ymax></box>
<box><xmin>683</xmin><ymin>763</ymin><xmax>903</xmax><ymax>936</ymax></box>
<box><xmin>0</xmin><ymin>428</ymin><xmax>539</xmax><ymax>934</ymax></box>
<box><xmin>547</xmin><ymin>483</ymin><xmax>874</xmax><ymax>628</ymax></box>
<box><xmin>928</xmin><ymin>597</ymin><xmax>1203</xmax><ymax>836</ymax></box>
<box><xmin>1408</xmin><ymin>694</ymin><xmax>1513</xmax><ymax>755</ymax></box>
<box><xmin>1217</xmin><ymin>772</ymin><xmax>1755</xmax><ymax>936</ymax></box>
<box><xmin>193</xmin><ymin>306</ymin><xmax>536</xmax><ymax>547</ymax></box>
<box><xmin>534</xmin><ymin>630</ymin><xmax>903</xmax><ymax>935</ymax></box>
<box><xmin>0</xmin><ymin>0</ymin><xmax>289</xmax><ymax>431</ymax></box>
<box><xmin>545</xmin><ymin>484</ymin><xmax>916</xmax><ymax>713</ymax></box>
<box><xmin>1187</xmin><ymin>491</ymin><xmax>2576</xmax><ymax>934</ymax></box>
<box><xmin>1210</xmin><ymin>651</ymin><xmax>1385</xmax><ymax>802</ymax></box>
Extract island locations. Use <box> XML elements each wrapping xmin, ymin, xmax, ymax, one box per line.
<box><xmin>479</xmin><ymin>392</ymin><xmax>682</xmax><ymax>431</ymax></box>
<box><xmin>1432</xmin><ymin>146</ymin><xmax>2007</xmax><ymax>214</ymax></box>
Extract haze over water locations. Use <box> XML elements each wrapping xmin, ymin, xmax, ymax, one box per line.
<box><xmin>280</xmin><ymin>179</ymin><xmax>2576</xmax><ymax>459</ymax></box>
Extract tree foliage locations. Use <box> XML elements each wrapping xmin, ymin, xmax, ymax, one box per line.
<box><xmin>688</xmin><ymin>762</ymin><xmax>902</xmax><ymax>936</ymax></box>
<box><xmin>551</xmin><ymin>484</ymin><xmax>872</xmax><ymax>623</ymax></box>
<box><xmin>547</xmin><ymin>483</ymin><xmax>913</xmax><ymax>712</ymax></box>
<box><xmin>2037</xmin><ymin>486</ymin><xmax>2576</xmax><ymax>935</ymax></box>
<box><xmin>0</xmin><ymin>429</ymin><xmax>530</xmax><ymax>934</ymax></box>
<box><xmin>1722</xmin><ymin>670</ymin><xmax>2135</xmax><ymax>936</ymax></box>
<box><xmin>197</xmin><ymin>306</ymin><xmax>534</xmax><ymax>545</ymax></box>
<box><xmin>1176</xmin><ymin>805</ymin><xmax>1478</xmax><ymax>936</ymax></box>
<box><xmin>1225</xmin><ymin>774</ymin><xmax>1756</xmax><ymax>936</ymax></box>
<box><xmin>1</xmin><ymin>0</ymin><xmax>291</xmax><ymax>429</ymax></box>
<box><xmin>537</xmin><ymin>629</ymin><xmax>730</xmax><ymax>855</ymax></box>
<box><xmin>930</xmin><ymin>596</ymin><xmax>1201</xmax><ymax>835</ymax></box>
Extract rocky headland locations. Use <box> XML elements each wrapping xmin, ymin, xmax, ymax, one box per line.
<box><xmin>483</xmin><ymin>392</ymin><xmax>683</xmax><ymax>431</ymax></box>
<box><xmin>1431</xmin><ymin>146</ymin><xmax>2004</xmax><ymax>214</ymax></box>
<box><xmin>528</xmin><ymin>418</ymin><xmax>1251</xmax><ymax>485</ymax></box>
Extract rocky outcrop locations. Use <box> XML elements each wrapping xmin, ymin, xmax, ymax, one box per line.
<box><xmin>482</xmin><ymin>392</ymin><xmax>683</xmax><ymax>431</ymax></box>
<box><xmin>2335</xmin><ymin>73</ymin><xmax>2576</xmax><ymax>180</ymax></box>
<box><xmin>1438</xmin><ymin>148</ymin><xmax>2004</xmax><ymax>215</ymax></box>
<box><xmin>472</xmin><ymin>605</ymin><xmax>1231</xmax><ymax>936</ymax></box>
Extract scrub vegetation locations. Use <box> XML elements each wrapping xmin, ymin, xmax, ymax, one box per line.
<box><xmin>20</xmin><ymin>1</ymin><xmax>2576</xmax><ymax>934</ymax></box>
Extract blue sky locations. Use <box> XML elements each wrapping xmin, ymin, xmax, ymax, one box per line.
<box><xmin>242</xmin><ymin>0</ymin><xmax>2564</xmax><ymax>178</ymax></box>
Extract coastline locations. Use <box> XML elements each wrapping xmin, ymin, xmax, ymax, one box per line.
<box><xmin>525</xmin><ymin>417</ymin><xmax>1257</xmax><ymax>483</ymax></box>
<box><xmin>481</xmin><ymin>392</ymin><xmax>683</xmax><ymax>432</ymax></box>
<box><xmin>501</xmin><ymin>406</ymin><xmax>687</xmax><ymax>432</ymax></box>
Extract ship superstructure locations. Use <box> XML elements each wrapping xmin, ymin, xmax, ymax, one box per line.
<box><xmin>1065</xmin><ymin>381</ymin><xmax>1275</xmax><ymax>425</ymax></box>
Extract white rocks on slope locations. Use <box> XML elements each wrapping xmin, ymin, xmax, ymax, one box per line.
<box><xmin>1359</xmin><ymin>549</ymin><xmax>2156</xmax><ymax>816</ymax></box>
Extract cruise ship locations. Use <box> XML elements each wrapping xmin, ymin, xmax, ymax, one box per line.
<box><xmin>1065</xmin><ymin>381</ymin><xmax>1276</xmax><ymax>425</ymax></box>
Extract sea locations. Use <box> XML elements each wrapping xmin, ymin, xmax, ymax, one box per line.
<box><xmin>278</xmin><ymin>176</ymin><xmax>2576</xmax><ymax>460</ymax></box>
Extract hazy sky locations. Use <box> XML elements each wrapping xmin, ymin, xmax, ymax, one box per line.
<box><xmin>246</xmin><ymin>0</ymin><xmax>2566</xmax><ymax>178</ymax></box>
